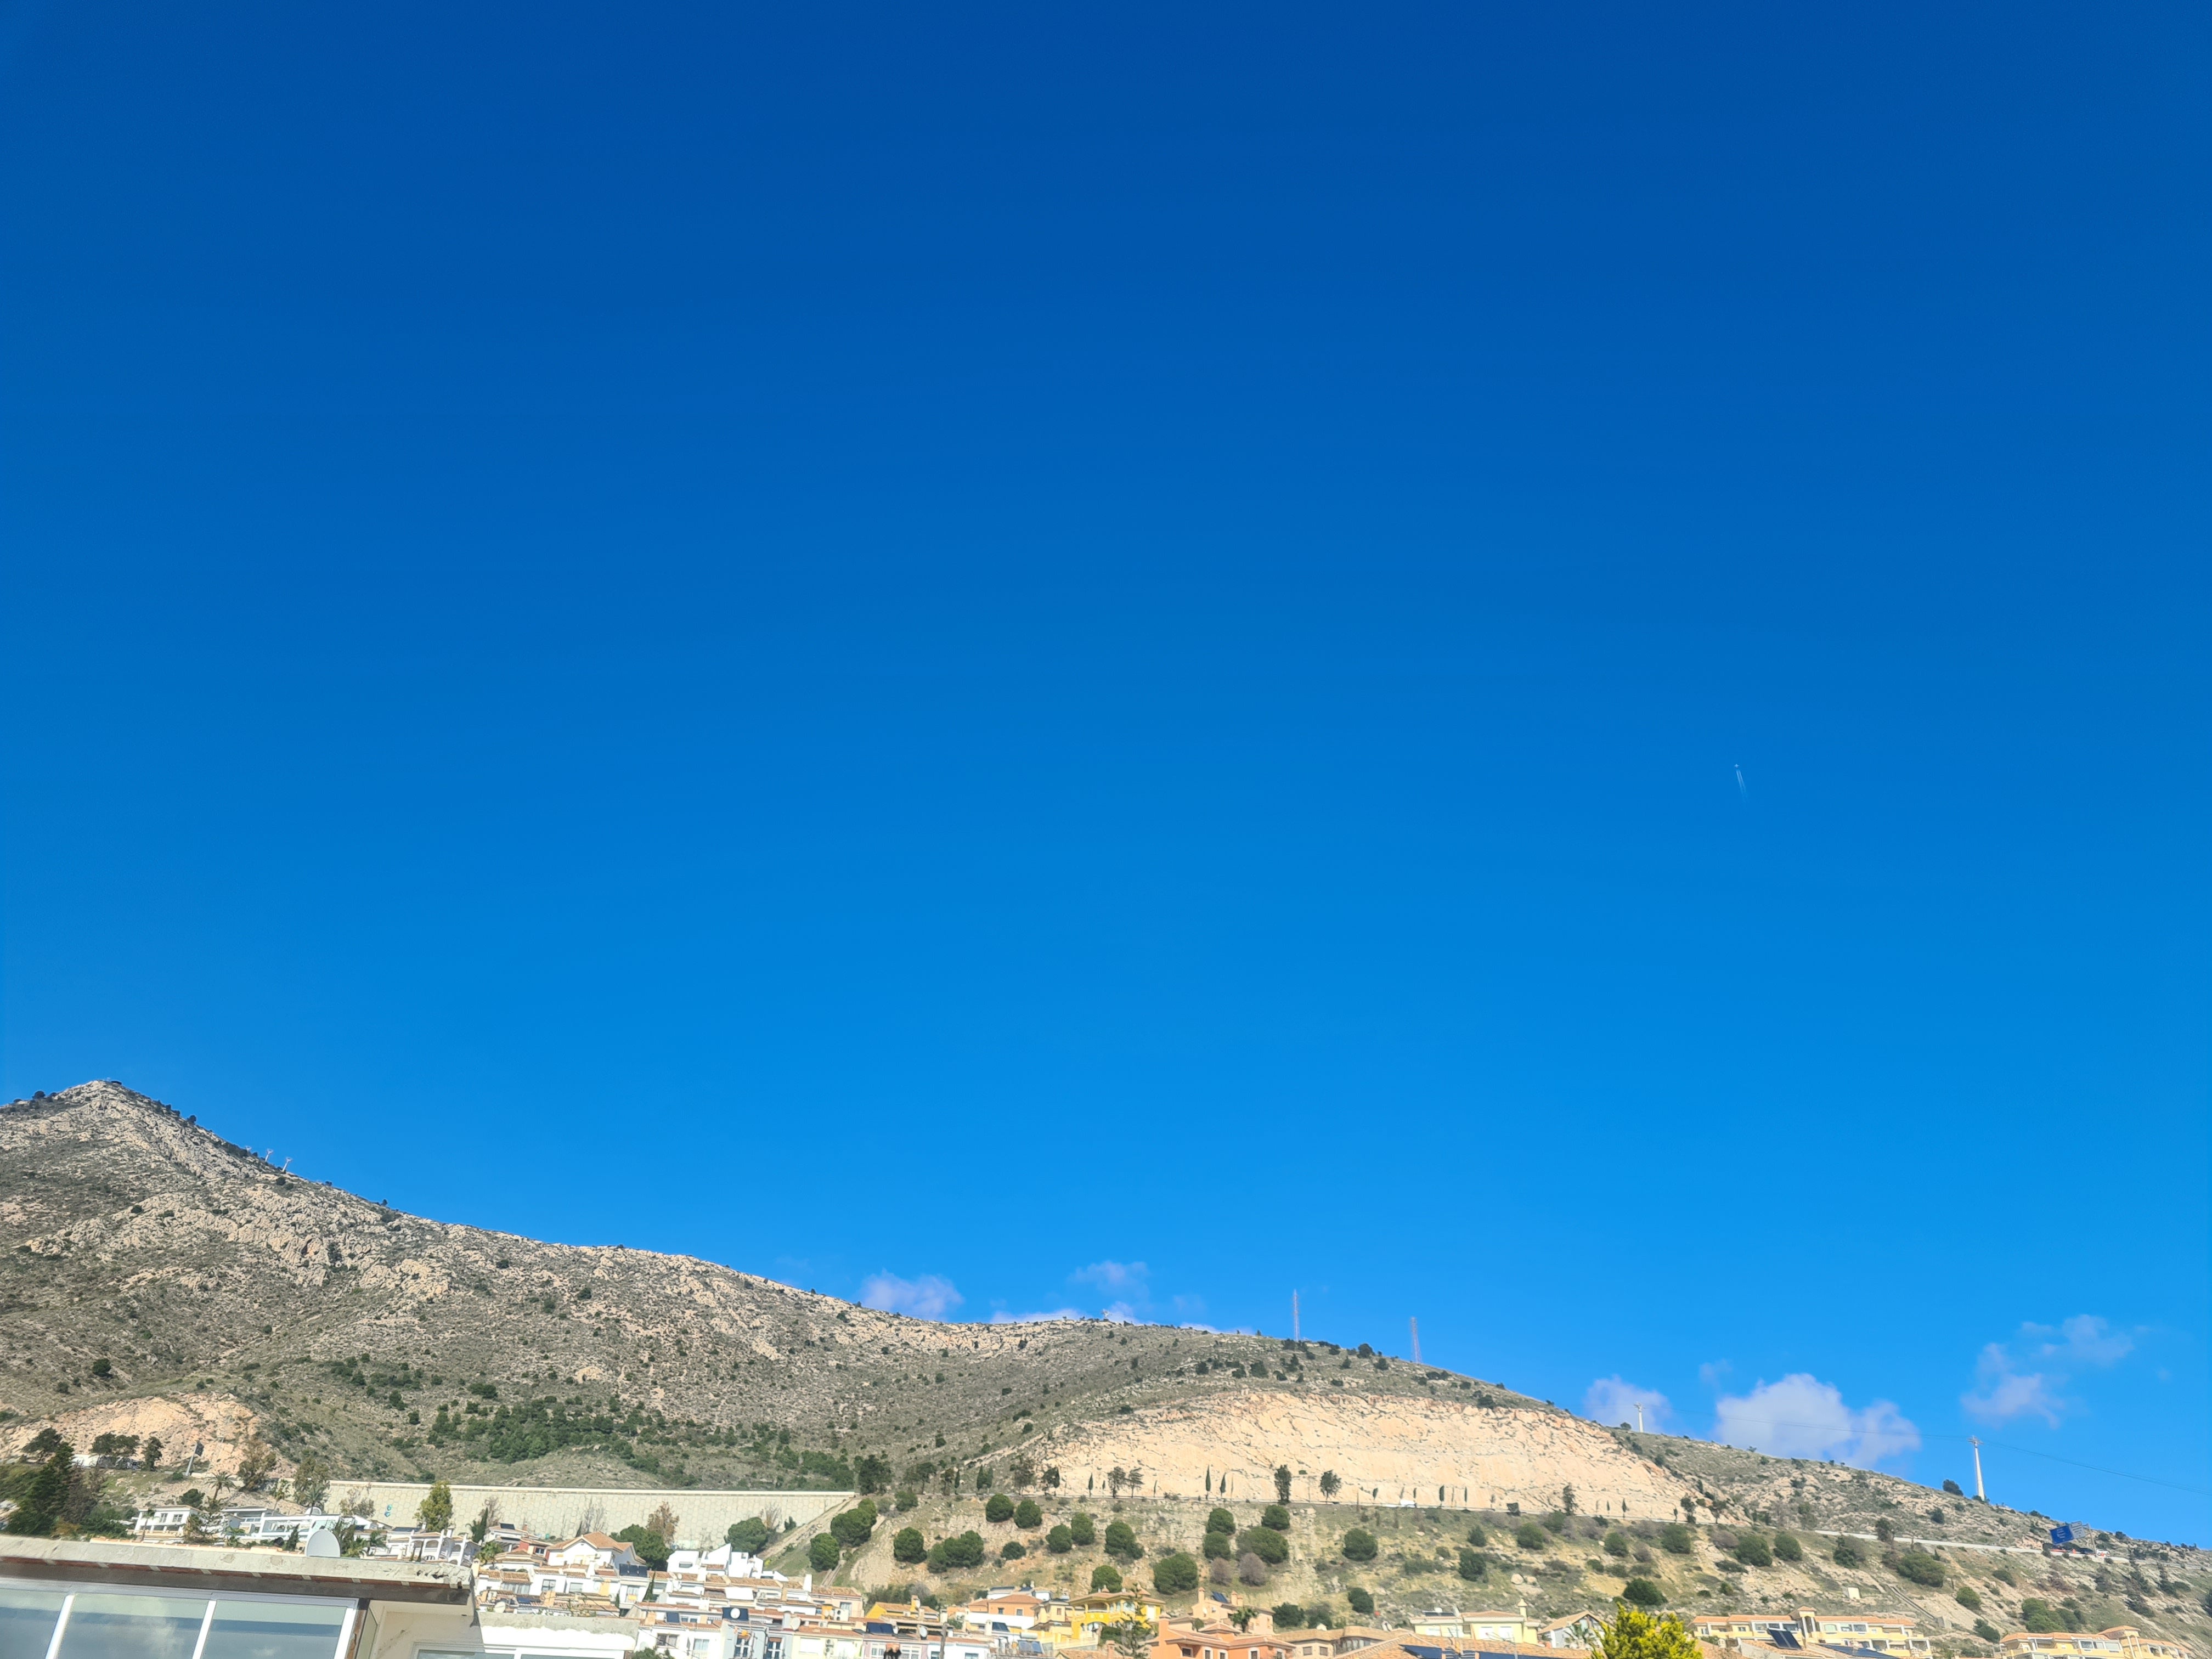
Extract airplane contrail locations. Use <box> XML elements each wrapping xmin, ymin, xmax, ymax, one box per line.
<box><xmin>1734</xmin><ymin>763</ymin><xmax>1748</xmax><ymax>799</ymax></box>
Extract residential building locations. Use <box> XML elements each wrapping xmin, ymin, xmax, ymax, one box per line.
<box><xmin>549</xmin><ymin>1532</ymin><xmax>645</xmax><ymax>1573</ymax></box>
<box><xmin>2000</xmin><ymin>1632</ymin><xmax>2193</xmax><ymax>1659</ymax></box>
<box><xmin>1541</xmin><ymin>1616</ymin><xmax>1607</xmax><ymax>1650</ymax></box>
<box><xmin>1277</xmin><ymin>1629</ymin><xmax>1393</xmax><ymax>1659</ymax></box>
<box><xmin>1694</xmin><ymin>1610</ymin><xmax>1929</xmax><ymax>1656</ymax></box>
<box><xmin>1153</xmin><ymin>1623</ymin><xmax>1289</xmax><ymax>1659</ymax></box>
<box><xmin>1412</xmin><ymin>1610</ymin><xmax>1538</xmax><ymax>1645</ymax></box>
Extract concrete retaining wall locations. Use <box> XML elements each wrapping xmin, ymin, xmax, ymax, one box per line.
<box><xmin>332</xmin><ymin>1483</ymin><xmax>850</xmax><ymax>1548</ymax></box>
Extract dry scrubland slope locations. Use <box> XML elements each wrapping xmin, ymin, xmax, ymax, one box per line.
<box><xmin>3</xmin><ymin>1081</ymin><xmax>2207</xmax><ymax>1645</ymax></box>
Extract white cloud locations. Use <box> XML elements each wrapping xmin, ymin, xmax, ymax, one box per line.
<box><xmin>859</xmin><ymin>1272</ymin><xmax>963</xmax><ymax>1321</ymax></box>
<box><xmin>988</xmin><ymin>1307</ymin><xmax>1084</xmax><ymax>1324</ymax></box>
<box><xmin>1963</xmin><ymin>1314</ymin><xmax>2135</xmax><ymax>1425</ymax></box>
<box><xmin>1584</xmin><ymin>1376</ymin><xmax>1674</xmax><ymax>1429</ymax></box>
<box><xmin>1698</xmin><ymin>1360</ymin><xmax>1733</xmax><ymax>1389</ymax></box>
<box><xmin>1072</xmin><ymin>1260</ymin><xmax>1149</xmax><ymax>1293</ymax></box>
<box><xmin>1712</xmin><ymin>1374</ymin><xmax>1920</xmax><ymax>1466</ymax></box>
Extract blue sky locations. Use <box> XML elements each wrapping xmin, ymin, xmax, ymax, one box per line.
<box><xmin>3</xmin><ymin>3</ymin><xmax>2205</xmax><ymax>1541</ymax></box>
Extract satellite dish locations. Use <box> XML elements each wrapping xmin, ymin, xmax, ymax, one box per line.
<box><xmin>304</xmin><ymin>1528</ymin><xmax>341</xmax><ymax>1558</ymax></box>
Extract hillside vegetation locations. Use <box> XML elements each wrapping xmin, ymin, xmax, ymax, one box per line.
<box><xmin>3</xmin><ymin>1081</ymin><xmax>2206</xmax><ymax>1655</ymax></box>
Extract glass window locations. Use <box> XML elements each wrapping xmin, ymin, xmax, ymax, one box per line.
<box><xmin>200</xmin><ymin>1600</ymin><xmax>351</xmax><ymax>1659</ymax></box>
<box><xmin>0</xmin><ymin>1590</ymin><xmax>69</xmax><ymax>1659</ymax></box>
<box><xmin>56</xmin><ymin>1594</ymin><xmax>208</xmax><ymax>1659</ymax></box>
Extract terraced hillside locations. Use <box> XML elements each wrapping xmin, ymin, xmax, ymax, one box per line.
<box><xmin>3</xmin><ymin>1081</ymin><xmax>2207</xmax><ymax>1652</ymax></box>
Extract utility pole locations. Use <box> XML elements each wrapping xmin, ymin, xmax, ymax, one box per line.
<box><xmin>1409</xmin><ymin>1317</ymin><xmax>1421</xmax><ymax>1364</ymax></box>
<box><xmin>1971</xmin><ymin>1437</ymin><xmax>1985</xmax><ymax>1502</ymax></box>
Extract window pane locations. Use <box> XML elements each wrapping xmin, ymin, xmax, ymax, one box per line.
<box><xmin>0</xmin><ymin>1590</ymin><xmax>68</xmax><ymax>1659</ymax></box>
<box><xmin>55</xmin><ymin>1594</ymin><xmax>208</xmax><ymax>1659</ymax></box>
<box><xmin>201</xmin><ymin>1600</ymin><xmax>351</xmax><ymax>1659</ymax></box>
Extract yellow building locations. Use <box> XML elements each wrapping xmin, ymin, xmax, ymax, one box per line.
<box><xmin>1033</xmin><ymin>1590</ymin><xmax>1165</xmax><ymax>1647</ymax></box>
<box><xmin>2000</xmin><ymin>1630</ymin><xmax>2192</xmax><ymax>1659</ymax></box>
<box><xmin>1694</xmin><ymin>1611</ymin><xmax>1928</xmax><ymax>1656</ymax></box>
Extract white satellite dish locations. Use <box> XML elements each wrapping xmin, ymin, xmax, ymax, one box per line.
<box><xmin>304</xmin><ymin>1528</ymin><xmax>341</xmax><ymax>1558</ymax></box>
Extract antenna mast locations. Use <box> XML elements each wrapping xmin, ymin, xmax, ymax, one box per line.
<box><xmin>1971</xmin><ymin>1437</ymin><xmax>1985</xmax><ymax>1502</ymax></box>
<box><xmin>1409</xmin><ymin>1317</ymin><xmax>1421</xmax><ymax>1364</ymax></box>
<box><xmin>1292</xmin><ymin>1291</ymin><xmax>1300</xmax><ymax>1341</ymax></box>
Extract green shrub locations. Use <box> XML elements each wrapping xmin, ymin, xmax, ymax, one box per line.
<box><xmin>1467</xmin><ymin>1523</ymin><xmax>1489</xmax><ymax>1547</ymax></box>
<box><xmin>895</xmin><ymin>1490</ymin><xmax>919</xmax><ymax>1513</ymax></box>
<box><xmin>727</xmin><ymin>1517</ymin><xmax>772</xmax><ymax>1554</ymax></box>
<box><xmin>1342</xmin><ymin>1528</ymin><xmax>1378</xmax><ymax>1562</ymax></box>
<box><xmin>1773</xmin><ymin>1533</ymin><xmax>1802</xmax><ymax>1563</ymax></box>
<box><xmin>809</xmin><ymin>1533</ymin><xmax>840</xmax><ymax>1572</ymax></box>
<box><xmin>1955</xmin><ymin>1588</ymin><xmax>1983</xmax><ymax>1612</ymax></box>
<box><xmin>1001</xmin><ymin>1540</ymin><xmax>1026</xmax><ymax>1561</ymax></box>
<box><xmin>1154</xmin><ymin>1553</ymin><xmax>1201</xmax><ymax>1593</ymax></box>
<box><xmin>1207</xmin><ymin>1508</ymin><xmax>1237</xmax><ymax>1536</ymax></box>
<box><xmin>892</xmin><ymin>1527</ymin><xmax>926</xmax><ymax>1564</ymax></box>
<box><xmin>1203</xmin><ymin>1530</ymin><xmax>1234</xmax><ymax>1560</ymax></box>
<box><xmin>1104</xmin><ymin>1519</ymin><xmax>1142</xmax><ymax>1561</ymax></box>
<box><xmin>1261</xmin><ymin>1503</ymin><xmax>1291</xmax><ymax>1532</ymax></box>
<box><xmin>1658</xmin><ymin>1523</ymin><xmax>1695</xmax><ymax>1555</ymax></box>
<box><xmin>928</xmin><ymin>1531</ymin><xmax>987</xmax><ymax>1570</ymax></box>
<box><xmin>832</xmin><ymin>1500</ymin><xmax>879</xmax><ymax>1548</ymax></box>
<box><xmin>1239</xmin><ymin>1527</ymin><xmax>1289</xmax><ymax>1565</ymax></box>
<box><xmin>1604</xmin><ymin>1531</ymin><xmax>1629</xmax><ymax>1558</ymax></box>
<box><xmin>1896</xmin><ymin>1550</ymin><xmax>1945</xmax><ymax>1587</ymax></box>
<box><xmin>1014</xmin><ymin>1499</ymin><xmax>1043</xmax><ymax>1530</ymax></box>
<box><xmin>1515</xmin><ymin>1522</ymin><xmax>1548</xmax><ymax>1550</ymax></box>
<box><xmin>1974</xmin><ymin>1623</ymin><xmax>2002</xmax><ymax>1644</ymax></box>
<box><xmin>1070</xmin><ymin>1512</ymin><xmax>1097</xmax><ymax>1547</ymax></box>
<box><xmin>2021</xmin><ymin>1601</ymin><xmax>2062</xmax><ymax>1634</ymax></box>
<box><xmin>985</xmin><ymin>1493</ymin><xmax>1015</xmax><ymax>1523</ymax></box>
<box><xmin>1832</xmin><ymin>1539</ymin><xmax>1866</xmax><ymax>1568</ymax></box>
<box><xmin>1092</xmin><ymin>1564</ymin><xmax>1123</xmax><ymax>1593</ymax></box>
<box><xmin>1734</xmin><ymin>1534</ymin><xmax>1772</xmax><ymax>1567</ymax></box>
<box><xmin>1623</xmin><ymin>1578</ymin><xmax>1666</xmax><ymax>1608</ymax></box>
<box><xmin>1047</xmin><ymin>1524</ymin><xmax>1074</xmax><ymax>1554</ymax></box>
<box><xmin>1458</xmin><ymin>1548</ymin><xmax>1488</xmax><ymax>1581</ymax></box>
<box><xmin>1346</xmin><ymin>1588</ymin><xmax>1374</xmax><ymax>1616</ymax></box>
<box><xmin>617</xmin><ymin>1526</ymin><xmax>671</xmax><ymax>1570</ymax></box>
<box><xmin>1272</xmin><ymin>1602</ymin><xmax>1308</xmax><ymax>1630</ymax></box>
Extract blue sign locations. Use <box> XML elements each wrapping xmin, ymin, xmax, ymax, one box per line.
<box><xmin>2049</xmin><ymin>1525</ymin><xmax>2074</xmax><ymax>1545</ymax></box>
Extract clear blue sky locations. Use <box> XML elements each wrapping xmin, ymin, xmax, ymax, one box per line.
<box><xmin>3</xmin><ymin>4</ymin><xmax>2206</xmax><ymax>1541</ymax></box>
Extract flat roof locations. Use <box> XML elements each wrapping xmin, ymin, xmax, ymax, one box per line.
<box><xmin>0</xmin><ymin>1536</ymin><xmax>473</xmax><ymax>1605</ymax></box>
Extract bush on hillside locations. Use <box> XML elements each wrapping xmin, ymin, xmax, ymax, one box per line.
<box><xmin>1955</xmin><ymin>1588</ymin><xmax>1983</xmax><ymax>1612</ymax></box>
<box><xmin>727</xmin><ymin>1517</ymin><xmax>772</xmax><ymax>1554</ymax></box>
<box><xmin>895</xmin><ymin>1490</ymin><xmax>919</xmax><ymax>1513</ymax></box>
<box><xmin>985</xmin><ymin>1494</ymin><xmax>1015</xmax><ymax>1523</ymax></box>
<box><xmin>928</xmin><ymin>1531</ymin><xmax>988</xmax><ymax>1571</ymax></box>
<box><xmin>1516</xmin><ymin>1522</ymin><xmax>1549</xmax><ymax>1550</ymax></box>
<box><xmin>1772</xmin><ymin>1533</ymin><xmax>1802</xmax><ymax>1563</ymax></box>
<box><xmin>1014</xmin><ymin>1499</ymin><xmax>1043</xmax><ymax>1530</ymax></box>
<box><xmin>1604</xmin><ymin>1531</ymin><xmax>1630</xmax><ymax>1558</ymax></box>
<box><xmin>1896</xmin><ymin>1550</ymin><xmax>1945</xmax><ymax>1588</ymax></box>
<box><xmin>892</xmin><ymin>1527</ymin><xmax>927</xmax><ymax>1564</ymax></box>
<box><xmin>809</xmin><ymin>1534</ymin><xmax>840</xmax><ymax>1572</ymax></box>
<box><xmin>1273</xmin><ymin>1603</ymin><xmax>1308</xmax><ymax>1630</ymax></box>
<box><xmin>1458</xmin><ymin>1549</ymin><xmax>1489</xmax><ymax>1581</ymax></box>
<box><xmin>1974</xmin><ymin>1623</ymin><xmax>2003</xmax><ymax>1644</ymax></box>
<box><xmin>1346</xmin><ymin>1588</ymin><xmax>1374</xmax><ymax>1616</ymax></box>
<box><xmin>1154</xmin><ymin>1553</ymin><xmax>1201</xmax><ymax>1593</ymax></box>
<box><xmin>832</xmin><ymin>1500</ymin><xmax>879</xmax><ymax>1548</ymax></box>
<box><xmin>1092</xmin><ymin>1564</ymin><xmax>1122</xmax><ymax>1593</ymax></box>
<box><xmin>1207</xmin><ymin>1508</ymin><xmax>1236</xmax><ymax>1537</ymax></box>
<box><xmin>1467</xmin><ymin>1523</ymin><xmax>1489</xmax><ymax>1547</ymax></box>
<box><xmin>1104</xmin><ymin>1520</ymin><xmax>1142</xmax><ymax>1561</ymax></box>
<box><xmin>1261</xmin><ymin>1504</ymin><xmax>1291</xmax><ymax>1532</ymax></box>
<box><xmin>1734</xmin><ymin>1534</ymin><xmax>1772</xmax><ymax>1568</ymax></box>
<box><xmin>1622</xmin><ymin>1578</ymin><xmax>1667</xmax><ymax>1608</ymax></box>
<box><xmin>1239</xmin><ymin>1553</ymin><xmax>1268</xmax><ymax>1587</ymax></box>
<box><xmin>1657</xmin><ymin>1523</ymin><xmax>1695</xmax><ymax>1555</ymax></box>
<box><xmin>1341</xmin><ymin>1528</ymin><xmax>1378</xmax><ymax>1562</ymax></box>
<box><xmin>1239</xmin><ymin>1527</ymin><xmax>1289</xmax><ymax>1565</ymax></box>
<box><xmin>1001</xmin><ymin>1541</ymin><xmax>1026</xmax><ymax>1561</ymax></box>
<box><xmin>1832</xmin><ymin>1539</ymin><xmax>1866</xmax><ymax>1568</ymax></box>
<box><xmin>1069</xmin><ymin>1512</ymin><xmax>1097</xmax><ymax>1547</ymax></box>
<box><xmin>1047</xmin><ymin>1524</ymin><xmax>1074</xmax><ymax>1554</ymax></box>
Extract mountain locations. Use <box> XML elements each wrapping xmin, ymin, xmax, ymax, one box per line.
<box><xmin>4</xmin><ymin>1081</ymin><xmax>2206</xmax><ymax>1644</ymax></box>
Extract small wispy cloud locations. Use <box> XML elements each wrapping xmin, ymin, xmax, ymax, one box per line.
<box><xmin>1584</xmin><ymin>1376</ymin><xmax>1673</xmax><ymax>1429</ymax></box>
<box><xmin>988</xmin><ymin>1307</ymin><xmax>1084</xmax><ymax>1324</ymax></box>
<box><xmin>1963</xmin><ymin>1314</ymin><xmax>2135</xmax><ymax>1425</ymax></box>
<box><xmin>1072</xmin><ymin>1260</ymin><xmax>1149</xmax><ymax>1293</ymax></box>
<box><xmin>860</xmin><ymin>1272</ymin><xmax>963</xmax><ymax>1321</ymax></box>
<box><xmin>1698</xmin><ymin>1360</ymin><xmax>1733</xmax><ymax>1389</ymax></box>
<box><xmin>1712</xmin><ymin>1374</ymin><xmax>1920</xmax><ymax>1466</ymax></box>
